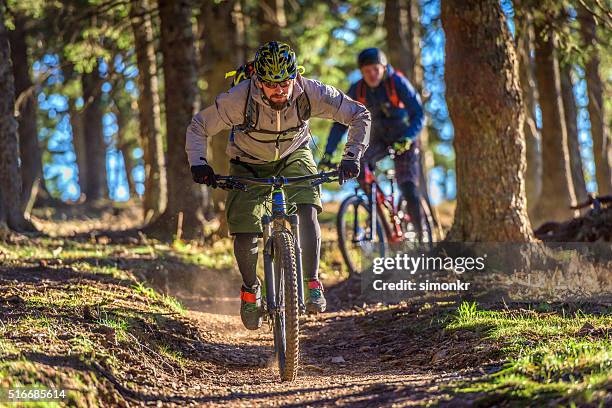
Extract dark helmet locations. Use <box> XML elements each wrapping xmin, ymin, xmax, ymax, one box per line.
<box><xmin>357</xmin><ymin>48</ymin><xmax>388</xmax><ymax>68</ymax></box>
<box><xmin>254</xmin><ymin>41</ymin><xmax>298</xmax><ymax>82</ymax></box>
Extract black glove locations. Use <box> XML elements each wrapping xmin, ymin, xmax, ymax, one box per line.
<box><xmin>338</xmin><ymin>159</ymin><xmax>360</xmax><ymax>185</ymax></box>
<box><xmin>318</xmin><ymin>152</ymin><xmax>335</xmax><ymax>170</ymax></box>
<box><xmin>191</xmin><ymin>160</ymin><xmax>217</xmax><ymax>187</ymax></box>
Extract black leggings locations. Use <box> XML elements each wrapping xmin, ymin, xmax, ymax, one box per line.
<box><xmin>233</xmin><ymin>204</ymin><xmax>320</xmax><ymax>288</ymax></box>
<box><xmin>399</xmin><ymin>181</ymin><xmax>422</xmax><ymax>233</ymax></box>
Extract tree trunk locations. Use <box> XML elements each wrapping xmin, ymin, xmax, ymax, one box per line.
<box><xmin>405</xmin><ymin>0</ymin><xmax>422</xmax><ymax>85</ymax></box>
<box><xmin>8</xmin><ymin>15</ymin><xmax>42</xmax><ymax>217</ymax></box>
<box><xmin>560</xmin><ymin>65</ymin><xmax>588</xmax><ymax>204</ymax></box>
<box><xmin>384</xmin><ymin>0</ymin><xmax>412</xmax><ymax>74</ymax></box>
<box><xmin>0</xmin><ymin>7</ymin><xmax>33</xmax><ymax>232</ymax></box>
<box><xmin>515</xmin><ymin>8</ymin><xmax>542</xmax><ymax>219</ymax></box>
<box><xmin>441</xmin><ymin>0</ymin><xmax>533</xmax><ymax>242</ymax></box>
<box><xmin>68</xmin><ymin>96</ymin><xmax>87</xmax><ymax>200</ymax></box>
<box><xmin>198</xmin><ymin>0</ymin><xmax>244</xmax><ymax>237</ymax></box>
<box><xmin>130</xmin><ymin>0</ymin><xmax>167</xmax><ymax>221</ymax></box>
<box><xmin>62</xmin><ymin>63</ymin><xmax>88</xmax><ymax>200</ymax></box>
<box><xmin>150</xmin><ymin>0</ymin><xmax>204</xmax><ymax>240</ymax></box>
<box><xmin>578</xmin><ymin>6</ymin><xmax>612</xmax><ymax>196</ymax></box>
<box><xmin>385</xmin><ymin>0</ymin><xmax>429</xmax><ymax>188</ymax></box>
<box><xmin>531</xmin><ymin>21</ymin><xmax>577</xmax><ymax>225</ymax></box>
<box><xmin>258</xmin><ymin>0</ymin><xmax>286</xmax><ymax>43</ymax></box>
<box><xmin>115</xmin><ymin>107</ymin><xmax>136</xmax><ymax>198</ymax></box>
<box><xmin>401</xmin><ymin>0</ymin><xmax>440</xmax><ymax>236</ymax></box>
<box><xmin>81</xmin><ymin>68</ymin><xmax>108</xmax><ymax>202</ymax></box>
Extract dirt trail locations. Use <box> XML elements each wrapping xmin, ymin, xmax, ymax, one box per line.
<box><xmin>1</xmin><ymin>207</ymin><xmax>485</xmax><ymax>407</ymax></box>
<box><xmin>167</xmin><ymin>305</ymin><xmax>475</xmax><ymax>407</ymax></box>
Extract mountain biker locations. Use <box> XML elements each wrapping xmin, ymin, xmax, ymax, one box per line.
<box><xmin>186</xmin><ymin>41</ymin><xmax>371</xmax><ymax>330</ymax></box>
<box><xmin>321</xmin><ymin>48</ymin><xmax>425</xmax><ymax>234</ymax></box>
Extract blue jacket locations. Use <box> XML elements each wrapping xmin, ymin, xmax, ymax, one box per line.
<box><xmin>325</xmin><ymin>65</ymin><xmax>424</xmax><ymax>155</ymax></box>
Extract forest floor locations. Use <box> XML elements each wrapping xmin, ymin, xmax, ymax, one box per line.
<box><xmin>0</xmin><ymin>203</ymin><xmax>610</xmax><ymax>407</ymax></box>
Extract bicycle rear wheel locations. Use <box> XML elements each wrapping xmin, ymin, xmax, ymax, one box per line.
<box><xmin>337</xmin><ymin>194</ymin><xmax>385</xmax><ymax>276</ymax></box>
<box><xmin>272</xmin><ymin>230</ymin><xmax>299</xmax><ymax>382</ymax></box>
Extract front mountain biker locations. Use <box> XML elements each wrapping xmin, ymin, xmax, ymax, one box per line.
<box><xmin>321</xmin><ymin>48</ymin><xmax>425</xmax><ymax>235</ymax></box>
<box><xmin>185</xmin><ymin>41</ymin><xmax>371</xmax><ymax>330</ymax></box>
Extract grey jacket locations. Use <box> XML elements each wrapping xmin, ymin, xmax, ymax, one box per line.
<box><xmin>186</xmin><ymin>75</ymin><xmax>371</xmax><ymax>165</ymax></box>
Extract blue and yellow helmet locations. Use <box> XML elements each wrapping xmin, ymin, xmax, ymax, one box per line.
<box><xmin>254</xmin><ymin>41</ymin><xmax>298</xmax><ymax>82</ymax></box>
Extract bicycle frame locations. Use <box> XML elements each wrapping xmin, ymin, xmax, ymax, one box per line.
<box><xmin>358</xmin><ymin>165</ymin><xmax>406</xmax><ymax>244</ymax></box>
<box><xmin>217</xmin><ymin>171</ymin><xmax>338</xmax><ymax>316</ymax></box>
<box><xmin>261</xmin><ymin>186</ymin><xmax>306</xmax><ymax>315</ymax></box>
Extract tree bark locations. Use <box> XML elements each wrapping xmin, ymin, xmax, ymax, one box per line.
<box><xmin>531</xmin><ymin>21</ymin><xmax>577</xmax><ymax>225</ymax></box>
<box><xmin>0</xmin><ymin>7</ymin><xmax>33</xmax><ymax>232</ymax></box>
<box><xmin>258</xmin><ymin>0</ymin><xmax>286</xmax><ymax>43</ymax></box>
<box><xmin>384</xmin><ymin>0</ymin><xmax>412</xmax><ymax>75</ymax></box>
<box><xmin>198</xmin><ymin>0</ymin><xmax>244</xmax><ymax>237</ymax></box>
<box><xmin>81</xmin><ymin>67</ymin><xmax>108</xmax><ymax>202</ymax></box>
<box><xmin>130</xmin><ymin>0</ymin><xmax>167</xmax><ymax>221</ymax></box>
<box><xmin>560</xmin><ymin>65</ymin><xmax>588</xmax><ymax>204</ymax></box>
<box><xmin>68</xmin><ymin>96</ymin><xmax>87</xmax><ymax>199</ymax></box>
<box><xmin>441</xmin><ymin>0</ymin><xmax>533</xmax><ymax>242</ymax></box>
<box><xmin>62</xmin><ymin>63</ymin><xmax>88</xmax><ymax>200</ymax></box>
<box><xmin>578</xmin><ymin>6</ymin><xmax>611</xmax><ymax>196</ymax></box>
<box><xmin>385</xmin><ymin>0</ymin><xmax>431</xmax><ymax>192</ymax></box>
<box><xmin>406</xmin><ymin>0</ymin><xmax>439</xmax><ymax>230</ymax></box>
<box><xmin>115</xmin><ymin>107</ymin><xmax>137</xmax><ymax>198</ymax></box>
<box><xmin>8</xmin><ymin>15</ymin><xmax>42</xmax><ymax>217</ymax></box>
<box><xmin>150</xmin><ymin>0</ymin><xmax>204</xmax><ymax>240</ymax></box>
<box><xmin>515</xmin><ymin>9</ymin><xmax>542</xmax><ymax>219</ymax></box>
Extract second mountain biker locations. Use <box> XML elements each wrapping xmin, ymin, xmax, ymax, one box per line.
<box><xmin>185</xmin><ymin>41</ymin><xmax>371</xmax><ymax>330</ymax></box>
<box><xmin>322</xmin><ymin>48</ymin><xmax>425</xmax><ymax>234</ymax></box>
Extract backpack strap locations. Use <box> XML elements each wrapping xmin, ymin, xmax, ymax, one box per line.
<box><xmin>384</xmin><ymin>73</ymin><xmax>405</xmax><ymax>109</ymax></box>
<box><xmin>241</xmin><ymin>83</ymin><xmax>259</xmax><ymax>131</ymax></box>
<box><xmin>356</xmin><ymin>79</ymin><xmax>367</xmax><ymax>104</ymax></box>
<box><xmin>236</xmin><ymin>79</ymin><xmax>309</xmax><ymax>136</ymax></box>
<box><xmin>296</xmin><ymin>90</ymin><xmax>311</xmax><ymax>122</ymax></box>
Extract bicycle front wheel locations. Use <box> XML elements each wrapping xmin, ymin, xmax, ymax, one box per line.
<box><xmin>272</xmin><ymin>230</ymin><xmax>299</xmax><ymax>382</ymax></box>
<box><xmin>337</xmin><ymin>194</ymin><xmax>385</xmax><ymax>276</ymax></box>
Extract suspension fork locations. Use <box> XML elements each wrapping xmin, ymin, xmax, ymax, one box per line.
<box><xmin>262</xmin><ymin>215</ymin><xmax>276</xmax><ymax>312</ymax></box>
<box><xmin>289</xmin><ymin>214</ymin><xmax>306</xmax><ymax>314</ymax></box>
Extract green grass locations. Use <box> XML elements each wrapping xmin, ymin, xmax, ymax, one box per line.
<box><xmin>0</xmin><ymin>358</ymin><xmax>103</xmax><ymax>406</ymax></box>
<box><xmin>0</xmin><ymin>338</ymin><xmax>19</xmax><ymax>356</ymax></box>
<box><xmin>97</xmin><ymin>315</ymin><xmax>130</xmax><ymax>343</ymax></box>
<box><xmin>69</xmin><ymin>335</ymin><xmax>96</xmax><ymax>356</ymax></box>
<box><xmin>132</xmin><ymin>282</ymin><xmax>186</xmax><ymax>315</ymax></box>
<box><xmin>0</xmin><ymin>237</ymin><xmax>223</xmax><ymax>406</ymax></box>
<box><xmin>157</xmin><ymin>344</ymin><xmax>187</xmax><ymax>369</ymax></box>
<box><xmin>448</xmin><ymin>302</ymin><xmax>612</xmax><ymax>406</ymax></box>
<box><xmin>170</xmin><ymin>239</ymin><xmax>234</xmax><ymax>269</ymax></box>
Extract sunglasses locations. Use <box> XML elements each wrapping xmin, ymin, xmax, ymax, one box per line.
<box><xmin>260</xmin><ymin>79</ymin><xmax>292</xmax><ymax>89</ymax></box>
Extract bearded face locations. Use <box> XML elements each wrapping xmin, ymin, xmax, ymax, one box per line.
<box><xmin>257</xmin><ymin>79</ymin><xmax>294</xmax><ymax>110</ymax></box>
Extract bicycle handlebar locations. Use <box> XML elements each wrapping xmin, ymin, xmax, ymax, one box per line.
<box><xmin>215</xmin><ymin>170</ymin><xmax>339</xmax><ymax>191</ymax></box>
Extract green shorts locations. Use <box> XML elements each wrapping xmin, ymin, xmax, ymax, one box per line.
<box><xmin>226</xmin><ymin>146</ymin><xmax>322</xmax><ymax>235</ymax></box>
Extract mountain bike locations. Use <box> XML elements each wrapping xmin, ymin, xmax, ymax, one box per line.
<box><xmin>335</xmin><ymin>148</ymin><xmax>436</xmax><ymax>275</ymax></box>
<box><xmin>217</xmin><ymin>170</ymin><xmax>338</xmax><ymax>382</ymax></box>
